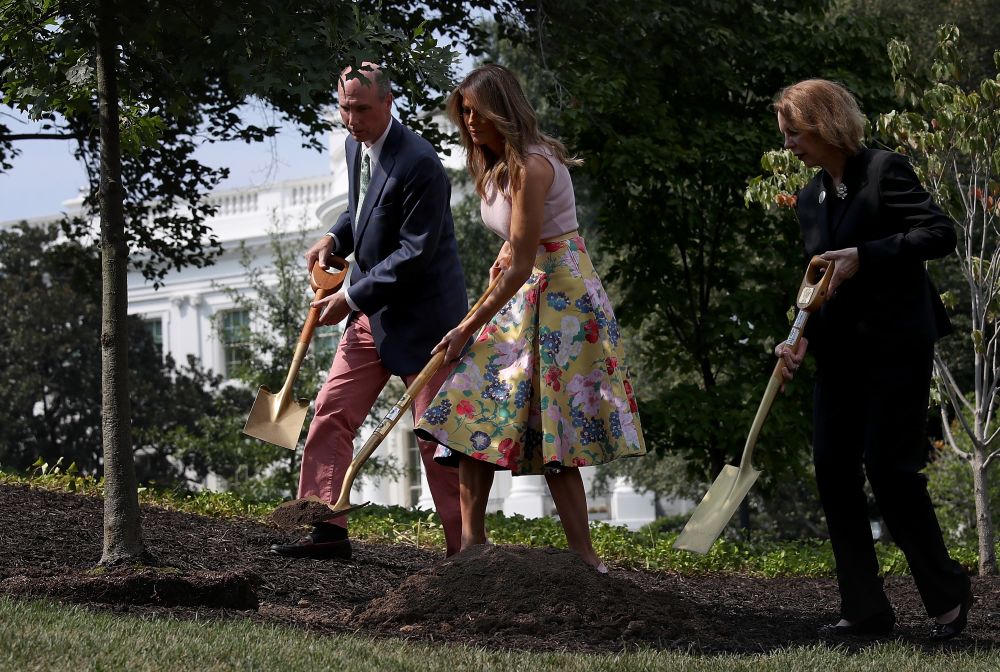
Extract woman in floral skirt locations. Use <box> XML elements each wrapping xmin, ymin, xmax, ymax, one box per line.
<box><xmin>414</xmin><ymin>64</ymin><xmax>645</xmax><ymax>572</ymax></box>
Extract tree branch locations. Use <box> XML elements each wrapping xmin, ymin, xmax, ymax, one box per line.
<box><xmin>986</xmin><ymin>446</ymin><xmax>1000</xmax><ymax>470</ymax></box>
<box><xmin>940</xmin><ymin>401</ymin><xmax>972</xmax><ymax>462</ymax></box>
<box><xmin>0</xmin><ymin>132</ymin><xmax>82</xmax><ymax>141</ymax></box>
<box><xmin>935</xmin><ymin>358</ymin><xmax>980</xmax><ymax>448</ymax></box>
<box><xmin>936</xmin><ymin>356</ymin><xmax>974</xmax><ymax>413</ymax></box>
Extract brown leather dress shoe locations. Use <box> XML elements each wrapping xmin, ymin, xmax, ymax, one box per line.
<box><xmin>270</xmin><ymin>535</ymin><xmax>352</xmax><ymax>560</ymax></box>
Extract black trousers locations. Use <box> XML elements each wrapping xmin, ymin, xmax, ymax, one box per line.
<box><xmin>813</xmin><ymin>344</ymin><xmax>969</xmax><ymax>621</ymax></box>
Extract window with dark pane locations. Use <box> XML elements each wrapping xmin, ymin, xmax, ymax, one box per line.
<box><xmin>220</xmin><ymin>309</ymin><xmax>251</xmax><ymax>376</ymax></box>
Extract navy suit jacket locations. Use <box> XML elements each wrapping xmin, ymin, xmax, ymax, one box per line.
<box><xmin>328</xmin><ymin>119</ymin><xmax>468</xmax><ymax>375</ymax></box>
<box><xmin>796</xmin><ymin>148</ymin><xmax>956</xmax><ymax>359</ymax></box>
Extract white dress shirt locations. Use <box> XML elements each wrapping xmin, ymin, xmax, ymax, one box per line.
<box><xmin>328</xmin><ymin>119</ymin><xmax>394</xmax><ymax>312</ymax></box>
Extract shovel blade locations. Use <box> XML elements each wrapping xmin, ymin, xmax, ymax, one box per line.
<box><xmin>673</xmin><ymin>464</ymin><xmax>762</xmax><ymax>554</ymax></box>
<box><xmin>242</xmin><ymin>385</ymin><xmax>309</xmax><ymax>451</ymax></box>
<box><xmin>328</xmin><ymin>501</ymin><xmax>370</xmax><ymax>517</ymax></box>
<box><xmin>270</xmin><ymin>497</ymin><xmax>370</xmax><ymax>528</ymax></box>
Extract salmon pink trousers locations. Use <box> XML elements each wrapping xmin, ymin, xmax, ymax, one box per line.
<box><xmin>297</xmin><ymin>313</ymin><xmax>462</xmax><ymax>555</ymax></box>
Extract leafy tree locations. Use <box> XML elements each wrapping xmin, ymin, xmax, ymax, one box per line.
<box><xmin>875</xmin><ymin>27</ymin><xmax>1000</xmax><ymax>574</ymax></box>
<box><xmin>181</xmin><ymin>219</ymin><xmax>404</xmax><ymax>500</ymax></box>
<box><xmin>926</xmin><ymin>439</ymin><xmax>1000</xmax><ymax>549</ymax></box>
<box><xmin>0</xmin><ymin>221</ymin><xmax>230</xmax><ymax>481</ymax></box>
<box><xmin>0</xmin><ymin>0</ymin><xmax>506</xmax><ymax>564</ymax></box>
<box><xmin>504</xmin><ymin>1</ymin><xmax>898</xmax><ymax>513</ymax></box>
<box><xmin>847</xmin><ymin>0</ymin><xmax>1000</xmax><ymax>84</ymax></box>
<box><xmin>0</xmin><ymin>222</ymin><xmax>105</xmax><ymax>471</ymax></box>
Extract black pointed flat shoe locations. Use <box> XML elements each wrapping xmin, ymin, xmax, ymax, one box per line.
<box><xmin>818</xmin><ymin>609</ymin><xmax>896</xmax><ymax>638</ymax></box>
<box><xmin>929</xmin><ymin>592</ymin><xmax>974</xmax><ymax>642</ymax></box>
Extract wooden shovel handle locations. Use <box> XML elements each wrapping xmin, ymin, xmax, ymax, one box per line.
<box><xmin>312</xmin><ymin>255</ymin><xmax>349</xmax><ymax>291</ymax></box>
<box><xmin>746</xmin><ymin>257</ymin><xmax>837</xmax><ymax>470</ymax></box>
<box><xmin>795</xmin><ymin>255</ymin><xmax>834</xmax><ymax>312</ymax></box>
<box><xmin>775</xmin><ymin>255</ymin><xmax>837</xmax><ymax>374</ymax></box>
<box><xmin>330</xmin><ymin>273</ymin><xmax>504</xmax><ymax>512</ymax></box>
<box><xmin>298</xmin><ymin>257</ymin><xmax>350</xmax><ymax>346</ymax></box>
<box><xmin>389</xmin><ymin>271</ymin><xmax>505</xmax><ymax>403</ymax></box>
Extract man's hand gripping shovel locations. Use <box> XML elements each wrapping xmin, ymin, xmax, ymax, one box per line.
<box><xmin>242</xmin><ymin>257</ymin><xmax>350</xmax><ymax>450</ymax></box>
<box><xmin>270</xmin><ymin>273</ymin><xmax>504</xmax><ymax>528</ymax></box>
<box><xmin>673</xmin><ymin>255</ymin><xmax>834</xmax><ymax>553</ymax></box>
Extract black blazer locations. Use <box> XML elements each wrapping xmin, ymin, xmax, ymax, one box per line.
<box><xmin>796</xmin><ymin>148</ymin><xmax>956</xmax><ymax>358</ymax></box>
<box><xmin>328</xmin><ymin>119</ymin><xmax>468</xmax><ymax>375</ymax></box>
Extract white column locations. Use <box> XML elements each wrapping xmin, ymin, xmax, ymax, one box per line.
<box><xmin>609</xmin><ymin>476</ymin><xmax>656</xmax><ymax>530</ymax></box>
<box><xmin>187</xmin><ymin>292</ymin><xmax>203</xmax><ymax>364</ymax></box>
<box><xmin>358</xmin><ymin>469</ymin><xmax>381</xmax><ymax>506</ymax></box>
<box><xmin>487</xmin><ymin>470</ymin><xmax>511</xmax><ymax>514</ymax></box>
<box><xmin>503</xmin><ymin>474</ymin><xmax>550</xmax><ymax>519</ymax></box>
<box><xmin>417</xmin><ymin>457</ymin><xmax>435</xmax><ymax>510</ymax></box>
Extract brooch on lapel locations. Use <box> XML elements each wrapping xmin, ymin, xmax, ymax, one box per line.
<box><xmin>818</xmin><ymin>190</ymin><xmax>826</xmax><ymax>204</ymax></box>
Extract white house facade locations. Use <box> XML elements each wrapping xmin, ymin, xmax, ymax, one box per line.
<box><xmin>2</xmin><ymin>122</ymin><xmax>658</xmax><ymax>529</ymax></box>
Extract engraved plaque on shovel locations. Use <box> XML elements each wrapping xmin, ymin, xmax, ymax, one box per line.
<box><xmin>797</xmin><ymin>286</ymin><xmax>815</xmax><ymax>306</ymax></box>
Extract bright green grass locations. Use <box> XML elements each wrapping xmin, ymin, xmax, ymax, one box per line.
<box><xmin>2</xmin><ymin>597</ymin><xmax>999</xmax><ymax>672</ymax></box>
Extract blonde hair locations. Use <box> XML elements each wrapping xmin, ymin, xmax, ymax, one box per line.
<box><xmin>774</xmin><ymin>79</ymin><xmax>865</xmax><ymax>154</ymax></box>
<box><xmin>447</xmin><ymin>64</ymin><xmax>581</xmax><ymax>198</ymax></box>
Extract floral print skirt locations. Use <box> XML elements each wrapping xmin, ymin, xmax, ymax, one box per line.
<box><xmin>414</xmin><ymin>235</ymin><xmax>646</xmax><ymax>475</ymax></box>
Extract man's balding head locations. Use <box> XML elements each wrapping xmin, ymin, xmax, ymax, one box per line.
<box><xmin>338</xmin><ymin>62</ymin><xmax>393</xmax><ymax>146</ymax></box>
<box><xmin>340</xmin><ymin>63</ymin><xmax>392</xmax><ymax>100</ymax></box>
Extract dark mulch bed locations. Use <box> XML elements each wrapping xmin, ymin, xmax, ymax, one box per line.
<box><xmin>1</xmin><ymin>482</ymin><xmax>998</xmax><ymax>654</ymax></box>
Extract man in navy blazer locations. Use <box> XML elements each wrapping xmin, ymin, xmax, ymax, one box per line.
<box><xmin>271</xmin><ymin>63</ymin><xmax>467</xmax><ymax>560</ymax></box>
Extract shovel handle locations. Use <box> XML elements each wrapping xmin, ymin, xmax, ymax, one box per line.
<box><xmin>795</xmin><ymin>255</ymin><xmax>834</xmax><ymax>312</ymax></box>
<box><xmin>299</xmin><ymin>258</ymin><xmax>350</xmax><ymax>346</ymax></box>
<box><xmin>275</xmin><ymin>258</ymin><xmax>351</xmax><ymax>398</ymax></box>
<box><xmin>330</xmin><ymin>273</ymin><xmax>504</xmax><ymax>514</ymax></box>
<box><xmin>741</xmin><ymin>256</ymin><xmax>837</xmax><ymax>472</ymax></box>
<box><xmin>312</xmin><ymin>255</ymin><xmax>350</xmax><ymax>291</ymax></box>
<box><xmin>775</xmin><ymin>255</ymin><xmax>836</xmax><ymax>369</ymax></box>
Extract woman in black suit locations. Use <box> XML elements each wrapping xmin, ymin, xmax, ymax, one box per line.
<box><xmin>773</xmin><ymin>79</ymin><xmax>972</xmax><ymax>640</ymax></box>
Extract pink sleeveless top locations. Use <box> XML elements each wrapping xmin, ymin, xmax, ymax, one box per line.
<box><xmin>480</xmin><ymin>144</ymin><xmax>578</xmax><ymax>241</ymax></box>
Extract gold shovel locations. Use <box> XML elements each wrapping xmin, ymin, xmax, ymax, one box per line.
<box><xmin>242</xmin><ymin>257</ymin><xmax>350</xmax><ymax>450</ymax></box>
<box><xmin>673</xmin><ymin>256</ymin><xmax>834</xmax><ymax>554</ymax></box>
<box><xmin>271</xmin><ymin>273</ymin><xmax>503</xmax><ymax>526</ymax></box>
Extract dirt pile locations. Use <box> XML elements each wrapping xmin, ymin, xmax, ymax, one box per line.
<box><xmin>269</xmin><ymin>496</ymin><xmax>338</xmax><ymax>528</ymax></box>
<box><xmin>2</xmin><ymin>567</ymin><xmax>259</xmax><ymax>610</ymax></box>
<box><xmin>2</xmin><ymin>484</ymin><xmax>998</xmax><ymax>654</ymax></box>
<box><xmin>353</xmin><ymin>544</ymin><xmax>703</xmax><ymax>650</ymax></box>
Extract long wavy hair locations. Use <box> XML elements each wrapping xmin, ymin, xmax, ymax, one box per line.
<box><xmin>447</xmin><ymin>64</ymin><xmax>581</xmax><ymax>198</ymax></box>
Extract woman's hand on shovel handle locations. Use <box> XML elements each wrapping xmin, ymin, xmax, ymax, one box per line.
<box><xmin>432</xmin><ymin>322</ymin><xmax>475</xmax><ymax>363</ymax></box>
<box><xmin>312</xmin><ymin>291</ymin><xmax>351</xmax><ymax>326</ymax></box>
<box><xmin>819</xmin><ymin>247</ymin><xmax>858</xmax><ymax>297</ymax></box>
<box><xmin>774</xmin><ymin>336</ymin><xmax>809</xmax><ymax>392</ymax></box>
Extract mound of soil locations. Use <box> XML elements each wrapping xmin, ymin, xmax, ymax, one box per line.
<box><xmin>354</xmin><ymin>544</ymin><xmax>699</xmax><ymax>649</ymax></box>
<box><xmin>1</xmin><ymin>483</ymin><xmax>998</xmax><ymax>654</ymax></box>
<box><xmin>2</xmin><ymin>567</ymin><xmax>259</xmax><ymax>610</ymax></box>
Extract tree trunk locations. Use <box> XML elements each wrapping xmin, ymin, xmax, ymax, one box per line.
<box><xmin>973</xmin><ymin>449</ymin><xmax>997</xmax><ymax>575</ymax></box>
<box><xmin>96</xmin><ymin>1</ymin><xmax>150</xmax><ymax>566</ymax></box>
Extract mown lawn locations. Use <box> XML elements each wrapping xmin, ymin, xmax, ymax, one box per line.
<box><xmin>3</xmin><ymin>597</ymin><xmax>1000</xmax><ymax>672</ymax></box>
<box><xmin>3</xmin><ymin>467</ymin><xmax>998</xmax><ymax>670</ymax></box>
